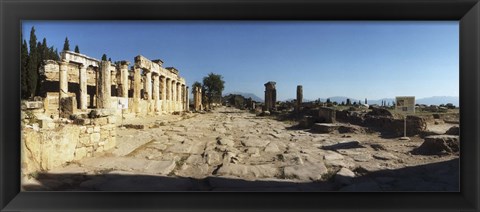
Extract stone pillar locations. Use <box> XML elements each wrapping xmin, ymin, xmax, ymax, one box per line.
<box><xmin>171</xmin><ymin>80</ymin><xmax>176</xmax><ymax>112</ymax></box>
<box><xmin>153</xmin><ymin>74</ymin><xmax>160</xmax><ymax>112</ymax></box>
<box><xmin>264</xmin><ymin>81</ymin><xmax>277</xmax><ymax>112</ymax></box>
<box><xmin>185</xmin><ymin>86</ymin><xmax>189</xmax><ymax>112</ymax></box>
<box><xmin>161</xmin><ymin>76</ymin><xmax>167</xmax><ymax>112</ymax></box>
<box><xmin>176</xmin><ymin>82</ymin><xmax>181</xmax><ymax>111</ymax></box>
<box><xmin>97</xmin><ymin>61</ymin><xmax>111</xmax><ymax>109</ymax></box>
<box><xmin>79</xmin><ymin>64</ymin><xmax>87</xmax><ymax>110</ymax></box>
<box><xmin>59</xmin><ymin>60</ymin><xmax>69</xmax><ymax>98</ymax></box>
<box><xmin>133</xmin><ymin>66</ymin><xmax>142</xmax><ymax>113</ymax></box>
<box><xmin>296</xmin><ymin>85</ymin><xmax>303</xmax><ymax>112</ymax></box>
<box><xmin>119</xmin><ymin>61</ymin><xmax>129</xmax><ymax>98</ymax></box>
<box><xmin>166</xmin><ymin>78</ymin><xmax>171</xmax><ymax>112</ymax></box>
<box><xmin>145</xmin><ymin>72</ymin><xmax>152</xmax><ymax>100</ymax></box>
<box><xmin>194</xmin><ymin>86</ymin><xmax>201</xmax><ymax>111</ymax></box>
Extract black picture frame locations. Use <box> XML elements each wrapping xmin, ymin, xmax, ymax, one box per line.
<box><xmin>1</xmin><ymin>0</ymin><xmax>479</xmax><ymax>211</ymax></box>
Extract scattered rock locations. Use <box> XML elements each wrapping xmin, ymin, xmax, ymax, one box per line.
<box><xmin>335</xmin><ymin>168</ymin><xmax>355</xmax><ymax>185</ymax></box>
<box><xmin>413</xmin><ymin>135</ymin><xmax>459</xmax><ymax>155</ymax></box>
<box><xmin>311</xmin><ymin>123</ymin><xmax>340</xmax><ymax>133</ymax></box>
<box><xmin>283</xmin><ymin>162</ymin><xmax>328</xmax><ymax>181</ymax></box>
<box><xmin>445</xmin><ymin>126</ymin><xmax>459</xmax><ymax>135</ymax></box>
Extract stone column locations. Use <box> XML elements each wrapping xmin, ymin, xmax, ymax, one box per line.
<box><xmin>264</xmin><ymin>81</ymin><xmax>276</xmax><ymax>112</ymax></box>
<box><xmin>133</xmin><ymin>66</ymin><xmax>142</xmax><ymax>113</ymax></box>
<box><xmin>161</xmin><ymin>76</ymin><xmax>167</xmax><ymax>112</ymax></box>
<box><xmin>171</xmin><ymin>80</ymin><xmax>176</xmax><ymax>112</ymax></box>
<box><xmin>120</xmin><ymin>62</ymin><xmax>129</xmax><ymax>98</ymax></box>
<box><xmin>296</xmin><ymin>85</ymin><xmax>303</xmax><ymax>112</ymax></box>
<box><xmin>145</xmin><ymin>72</ymin><xmax>152</xmax><ymax>100</ymax></box>
<box><xmin>166</xmin><ymin>78</ymin><xmax>171</xmax><ymax>112</ymax></box>
<box><xmin>97</xmin><ymin>61</ymin><xmax>111</xmax><ymax>109</ymax></box>
<box><xmin>79</xmin><ymin>64</ymin><xmax>87</xmax><ymax>110</ymax></box>
<box><xmin>59</xmin><ymin>60</ymin><xmax>69</xmax><ymax>98</ymax></box>
<box><xmin>194</xmin><ymin>86</ymin><xmax>200</xmax><ymax>111</ymax></box>
<box><xmin>185</xmin><ymin>86</ymin><xmax>189</xmax><ymax>112</ymax></box>
<box><xmin>153</xmin><ymin>74</ymin><xmax>160</xmax><ymax>112</ymax></box>
<box><xmin>176</xmin><ymin>82</ymin><xmax>181</xmax><ymax>111</ymax></box>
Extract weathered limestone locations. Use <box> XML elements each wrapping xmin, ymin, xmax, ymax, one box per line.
<box><xmin>59</xmin><ymin>60</ymin><xmax>69</xmax><ymax>99</ymax></box>
<box><xmin>152</xmin><ymin>74</ymin><xmax>160</xmax><ymax>112</ymax></box>
<box><xmin>133</xmin><ymin>66</ymin><xmax>142</xmax><ymax>113</ymax></box>
<box><xmin>185</xmin><ymin>86</ymin><xmax>189</xmax><ymax>111</ymax></box>
<box><xmin>296</xmin><ymin>85</ymin><xmax>303</xmax><ymax>112</ymax></box>
<box><xmin>176</xmin><ymin>82</ymin><xmax>181</xmax><ymax>111</ymax></box>
<box><xmin>194</xmin><ymin>86</ymin><xmax>203</xmax><ymax>111</ymax></box>
<box><xmin>79</xmin><ymin>64</ymin><xmax>88</xmax><ymax>110</ymax></box>
<box><xmin>145</xmin><ymin>72</ymin><xmax>152</xmax><ymax>100</ymax></box>
<box><xmin>118</xmin><ymin>61</ymin><xmax>129</xmax><ymax>98</ymax></box>
<box><xmin>166</xmin><ymin>78</ymin><xmax>171</xmax><ymax>112</ymax></box>
<box><xmin>171</xmin><ymin>80</ymin><xmax>176</xmax><ymax>112</ymax></box>
<box><xmin>264</xmin><ymin>81</ymin><xmax>276</xmax><ymax>112</ymax></box>
<box><xmin>97</xmin><ymin>61</ymin><xmax>111</xmax><ymax>109</ymax></box>
<box><xmin>161</xmin><ymin>76</ymin><xmax>167</xmax><ymax>112</ymax></box>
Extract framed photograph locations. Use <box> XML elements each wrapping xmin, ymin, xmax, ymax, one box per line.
<box><xmin>1</xmin><ymin>0</ymin><xmax>479</xmax><ymax>211</ymax></box>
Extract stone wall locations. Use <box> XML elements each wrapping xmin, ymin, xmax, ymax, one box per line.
<box><xmin>318</xmin><ymin>107</ymin><xmax>336</xmax><ymax>123</ymax></box>
<box><xmin>21</xmin><ymin>105</ymin><xmax>117</xmax><ymax>175</ymax></box>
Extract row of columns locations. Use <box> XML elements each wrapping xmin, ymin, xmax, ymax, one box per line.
<box><xmin>58</xmin><ymin>60</ymin><xmax>189</xmax><ymax>114</ymax></box>
<box><xmin>131</xmin><ymin>66</ymin><xmax>188</xmax><ymax>113</ymax></box>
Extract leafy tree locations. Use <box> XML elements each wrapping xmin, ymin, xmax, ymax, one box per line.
<box><xmin>74</xmin><ymin>45</ymin><xmax>80</xmax><ymax>53</ymax></box>
<box><xmin>191</xmin><ymin>81</ymin><xmax>202</xmax><ymax>94</ymax></box>
<box><xmin>63</xmin><ymin>37</ymin><xmax>70</xmax><ymax>51</ymax></box>
<box><xmin>101</xmin><ymin>54</ymin><xmax>107</xmax><ymax>61</ymax></box>
<box><xmin>202</xmin><ymin>73</ymin><xmax>225</xmax><ymax>107</ymax></box>
<box><xmin>108</xmin><ymin>58</ymin><xmax>112</xmax><ymax>62</ymax></box>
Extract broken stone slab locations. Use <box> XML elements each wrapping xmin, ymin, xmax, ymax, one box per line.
<box><xmin>241</xmin><ymin>139</ymin><xmax>270</xmax><ymax>147</ymax></box>
<box><xmin>445</xmin><ymin>126</ymin><xmax>459</xmax><ymax>135</ymax></box>
<box><xmin>283</xmin><ymin>161</ymin><xmax>328</xmax><ymax>181</ymax></box>
<box><xmin>216</xmin><ymin>164</ymin><xmax>279</xmax><ymax>179</ymax></box>
<box><xmin>175</xmin><ymin>163</ymin><xmax>210</xmax><ymax>178</ymax></box>
<box><xmin>217</xmin><ymin>137</ymin><xmax>235</xmax><ymax>147</ymax></box>
<box><xmin>321</xmin><ymin>141</ymin><xmax>363</xmax><ymax>151</ymax></box>
<box><xmin>335</xmin><ymin>168</ymin><xmax>356</xmax><ymax>185</ymax></box>
<box><xmin>22</xmin><ymin>101</ymin><xmax>44</xmax><ymax>110</ymax></box>
<box><xmin>323</xmin><ymin>151</ymin><xmax>344</xmax><ymax>161</ymax></box>
<box><xmin>264</xmin><ymin>142</ymin><xmax>281</xmax><ymax>153</ymax></box>
<box><xmin>413</xmin><ymin>135</ymin><xmax>459</xmax><ymax>155</ymax></box>
<box><xmin>311</xmin><ymin>123</ymin><xmax>341</xmax><ymax>133</ymax></box>
<box><xmin>372</xmin><ymin>152</ymin><xmax>399</xmax><ymax>161</ymax></box>
<box><xmin>88</xmin><ymin>108</ymin><xmax>115</xmax><ymax>118</ymax></box>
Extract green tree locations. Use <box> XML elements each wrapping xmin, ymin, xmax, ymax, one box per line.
<box><xmin>202</xmin><ymin>73</ymin><xmax>225</xmax><ymax>107</ymax></box>
<box><xmin>63</xmin><ymin>37</ymin><xmax>70</xmax><ymax>51</ymax></box>
<box><xmin>21</xmin><ymin>38</ymin><xmax>29</xmax><ymax>99</ymax></box>
<box><xmin>74</xmin><ymin>45</ymin><xmax>80</xmax><ymax>53</ymax></box>
<box><xmin>26</xmin><ymin>26</ymin><xmax>39</xmax><ymax>98</ymax></box>
<box><xmin>101</xmin><ymin>54</ymin><xmax>107</xmax><ymax>61</ymax></box>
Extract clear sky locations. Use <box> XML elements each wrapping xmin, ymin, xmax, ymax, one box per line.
<box><xmin>22</xmin><ymin>21</ymin><xmax>459</xmax><ymax>101</ymax></box>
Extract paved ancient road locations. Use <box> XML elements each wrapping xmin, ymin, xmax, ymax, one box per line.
<box><xmin>23</xmin><ymin>106</ymin><xmax>459</xmax><ymax>191</ymax></box>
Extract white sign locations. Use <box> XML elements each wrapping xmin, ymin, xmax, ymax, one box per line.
<box><xmin>395</xmin><ymin>96</ymin><xmax>415</xmax><ymax>114</ymax></box>
<box><xmin>117</xmin><ymin>97</ymin><xmax>129</xmax><ymax>109</ymax></box>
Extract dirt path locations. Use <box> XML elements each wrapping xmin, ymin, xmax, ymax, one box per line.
<box><xmin>22</xmin><ymin>106</ymin><xmax>459</xmax><ymax>191</ymax></box>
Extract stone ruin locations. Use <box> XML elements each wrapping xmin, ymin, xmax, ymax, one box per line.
<box><xmin>41</xmin><ymin>51</ymin><xmax>189</xmax><ymax>117</ymax></box>
<box><xmin>21</xmin><ymin>51</ymin><xmax>191</xmax><ymax>175</ymax></box>
<box><xmin>264</xmin><ymin>81</ymin><xmax>277</xmax><ymax>112</ymax></box>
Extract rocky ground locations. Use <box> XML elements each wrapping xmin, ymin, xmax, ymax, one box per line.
<box><xmin>22</xmin><ymin>106</ymin><xmax>459</xmax><ymax>191</ymax></box>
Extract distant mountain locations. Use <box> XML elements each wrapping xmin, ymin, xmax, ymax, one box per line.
<box><xmin>416</xmin><ymin>96</ymin><xmax>459</xmax><ymax>106</ymax></box>
<box><xmin>224</xmin><ymin>92</ymin><xmax>263</xmax><ymax>102</ymax></box>
<box><xmin>310</xmin><ymin>96</ymin><xmax>459</xmax><ymax>106</ymax></box>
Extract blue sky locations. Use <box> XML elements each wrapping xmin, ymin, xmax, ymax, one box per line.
<box><xmin>22</xmin><ymin>21</ymin><xmax>459</xmax><ymax>101</ymax></box>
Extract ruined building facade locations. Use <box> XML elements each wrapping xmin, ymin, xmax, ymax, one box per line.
<box><xmin>40</xmin><ymin>51</ymin><xmax>189</xmax><ymax>117</ymax></box>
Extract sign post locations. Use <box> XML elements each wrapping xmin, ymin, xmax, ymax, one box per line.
<box><xmin>117</xmin><ymin>98</ymin><xmax>129</xmax><ymax>127</ymax></box>
<box><xmin>395</xmin><ymin>96</ymin><xmax>415</xmax><ymax>141</ymax></box>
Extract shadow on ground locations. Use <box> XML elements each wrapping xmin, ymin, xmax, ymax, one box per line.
<box><xmin>23</xmin><ymin>158</ymin><xmax>459</xmax><ymax>192</ymax></box>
